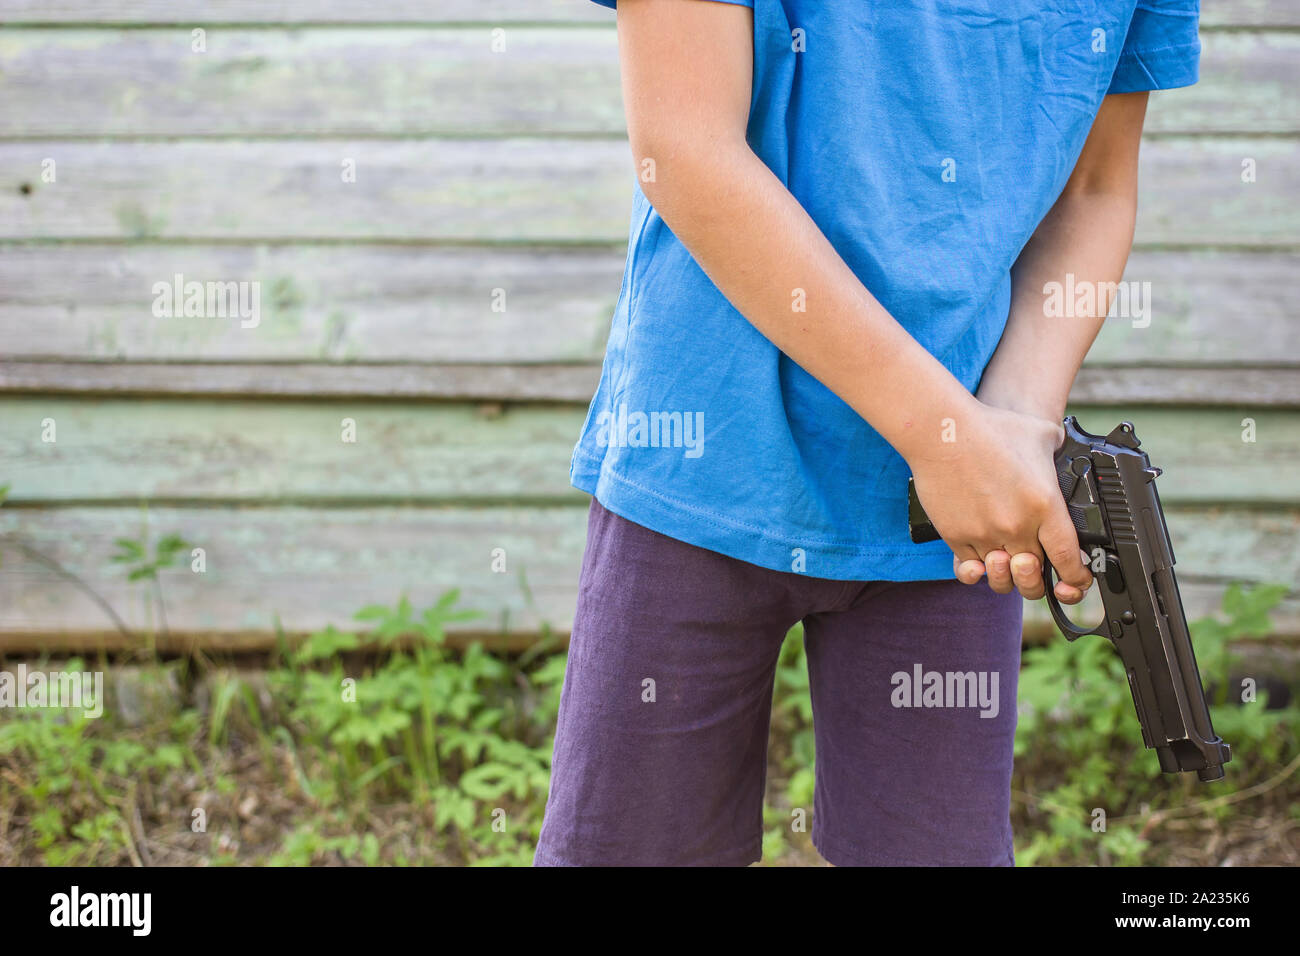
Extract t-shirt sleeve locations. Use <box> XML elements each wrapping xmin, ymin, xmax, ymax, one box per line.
<box><xmin>590</xmin><ymin>0</ymin><xmax>753</xmax><ymax>8</ymax></box>
<box><xmin>1106</xmin><ymin>1</ymin><xmax>1201</xmax><ymax>94</ymax></box>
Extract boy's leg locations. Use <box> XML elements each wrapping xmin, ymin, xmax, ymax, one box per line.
<box><xmin>534</xmin><ymin>499</ymin><xmax>819</xmax><ymax>866</ymax></box>
<box><xmin>802</xmin><ymin>579</ymin><xmax>1023</xmax><ymax>866</ymax></box>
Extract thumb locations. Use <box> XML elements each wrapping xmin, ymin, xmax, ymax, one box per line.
<box><xmin>1038</xmin><ymin>505</ymin><xmax>1093</xmax><ymax>591</ymax></box>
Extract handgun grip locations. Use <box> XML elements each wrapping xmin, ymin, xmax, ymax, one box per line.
<box><xmin>906</xmin><ymin>455</ymin><xmax>1101</xmax><ymax>547</ymax></box>
<box><xmin>905</xmin><ymin>477</ymin><xmax>940</xmax><ymax>544</ymax></box>
<box><xmin>907</xmin><ymin>436</ymin><xmax>1109</xmax><ymax>634</ymax></box>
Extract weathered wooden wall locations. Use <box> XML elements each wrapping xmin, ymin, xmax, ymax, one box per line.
<box><xmin>0</xmin><ymin>1</ymin><xmax>1296</xmax><ymax>652</ymax></box>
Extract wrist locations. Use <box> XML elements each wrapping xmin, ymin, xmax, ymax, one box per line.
<box><xmin>890</xmin><ymin>386</ymin><xmax>985</xmax><ymax>468</ymax></box>
<box><xmin>974</xmin><ymin>378</ymin><xmax>1065</xmax><ymax>425</ymax></box>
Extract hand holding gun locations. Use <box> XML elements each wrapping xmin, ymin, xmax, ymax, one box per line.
<box><xmin>908</xmin><ymin>417</ymin><xmax>1231</xmax><ymax>781</ymax></box>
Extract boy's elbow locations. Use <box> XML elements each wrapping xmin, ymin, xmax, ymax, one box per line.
<box><xmin>627</xmin><ymin>126</ymin><xmax>750</xmax><ymax>212</ymax></box>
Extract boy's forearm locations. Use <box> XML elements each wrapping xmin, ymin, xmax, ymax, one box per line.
<box><xmin>638</xmin><ymin>139</ymin><xmax>978</xmax><ymax>464</ymax></box>
<box><xmin>978</xmin><ymin>187</ymin><xmax>1138</xmax><ymax>423</ymax></box>
<box><xmin>979</xmin><ymin>91</ymin><xmax>1148</xmax><ymax>424</ymax></box>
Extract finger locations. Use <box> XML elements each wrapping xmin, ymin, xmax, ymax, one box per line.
<box><xmin>1039</xmin><ymin>508</ymin><xmax>1093</xmax><ymax>591</ymax></box>
<box><xmin>952</xmin><ymin>550</ymin><xmax>985</xmax><ymax>585</ymax></box>
<box><xmin>1010</xmin><ymin>551</ymin><xmax>1045</xmax><ymax>600</ymax></box>
<box><xmin>983</xmin><ymin>549</ymin><xmax>1014</xmax><ymax>594</ymax></box>
<box><xmin>1076</xmin><ymin>549</ymin><xmax>1094</xmax><ymax>590</ymax></box>
<box><xmin>1053</xmin><ymin>548</ymin><xmax>1093</xmax><ymax>604</ymax></box>
<box><xmin>954</xmin><ymin>559</ymin><xmax>986</xmax><ymax>585</ymax></box>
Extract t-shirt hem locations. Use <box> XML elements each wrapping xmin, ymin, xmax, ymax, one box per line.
<box><xmin>570</xmin><ymin>451</ymin><xmax>955</xmax><ymax>583</ymax></box>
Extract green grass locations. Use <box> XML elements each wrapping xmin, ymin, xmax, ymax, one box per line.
<box><xmin>0</xmin><ymin>584</ymin><xmax>1296</xmax><ymax>866</ymax></box>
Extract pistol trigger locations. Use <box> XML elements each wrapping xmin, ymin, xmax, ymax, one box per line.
<box><xmin>1042</xmin><ymin>561</ymin><xmax>1112</xmax><ymax>642</ymax></box>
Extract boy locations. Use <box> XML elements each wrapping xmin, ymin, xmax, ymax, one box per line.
<box><xmin>535</xmin><ymin>0</ymin><xmax>1201</xmax><ymax>866</ymax></box>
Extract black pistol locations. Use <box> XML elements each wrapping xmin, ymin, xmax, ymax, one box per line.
<box><xmin>907</xmin><ymin>416</ymin><xmax>1231</xmax><ymax>782</ymax></box>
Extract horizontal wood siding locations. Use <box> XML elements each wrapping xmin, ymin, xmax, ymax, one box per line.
<box><xmin>0</xmin><ymin>0</ymin><xmax>1290</xmax><ymax>26</ymax></box>
<box><xmin>0</xmin><ymin>30</ymin><xmax>1292</xmax><ymax>137</ymax></box>
<box><xmin>1</xmin><ymin>139</ymin><xmax>1295</xmax><ymax>243</ymax></box>
<box><xmin>1</xmin><ymin>505</ymin><xmax>1296</xmax><ymax>652</ymax></box>
<box><xmin>0</xmin><ymin>2</ymin><xmax>1295</xmax><ymax>649</ymax></box>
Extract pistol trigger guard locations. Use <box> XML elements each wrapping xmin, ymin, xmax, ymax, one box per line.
<box><xmin>1042</xmin><ymin>562</ymin><xmax>1110</xmax><ymax>642</ymax></box>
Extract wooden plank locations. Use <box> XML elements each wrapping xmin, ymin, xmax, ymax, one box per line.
<box><xmin>0</xmin><ymin>399</ymin><xmax>1295</xmax><ymax>505</ymax></box>
<box><xmin>1148</xmin><ymin>32</ymin><xmax>1300</xmax><ymax>134</ymax></box>
<box><xmin>0</xmin><ymin>246</ymin><xmax>1293</xmax><ymax>367</ymax></box>
<box><xmin>0</xmin><ymin>398</ymin><xmax>588</xmax><ymax>503</ymax></box>
<box><xmin>1067</xmin><ymin>368</ymin><xmax>1300</xmax><ymax>407</ymax></box>
<box><xmin>0</xmin><ymin>139</ymin><xmax>633</xmax><ymax>242</ymax></box>
<box><xmin>0</xmin><ymin>138</ymin><xmax>1293</xmax><ymax>244</ymax></box>
<box><xmin>0</xmin><ymin>1</ymin><xmax>611</xmax><ymax>24</ymax></box>
<box><xmin>0</xmin><ymin>28</ymin><xmax>626</xmax><ymax>138</ymax></box>
<box><xmin>0</xmin><ymin>30</ymin><xmax>1290</xmax><ymax>137</ymax></box>
<box><xmin>0</xmin><ymin>0</ymin><xmax>1285</xmax><ymax>27</ymax></box>
<box><xmin>0</xmin><ymin>361</ymin><xmax>604</xmax><ymax>402</ymax></box>
<box><xmin>1129</xmin><ymin>137</ymin><xmax>1300</xmax><ymax>247</ymax></box>
<box><xmin>0</xmin><ymin>362</ymin><xmax>1295</xmax><ymax>408</ymax></box>
<box><xmin>1164</xmin><ymin>507</ymin><xmax>1300</xmax><ymax>589</ymax></box>
<box><xmin>0</xmin><ymin>504</ymin><xmax>1294</xmax><ymax>651</ymax></box>
<box><xmin>0</xmin><ymin>505</ymin><xmax>591</xmax><ymax>646</ymax></box>
<box><xmin>1087</xmin><ymin>250</ymin><xmax>1299</xmax><ymax>365</ymax></box>
<box><xmin>0</xmin><ymin>245</ymin><xmax>623</xmax><ymax>363</ymax></box>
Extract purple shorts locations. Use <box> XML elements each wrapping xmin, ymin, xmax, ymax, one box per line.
<box><xmin>534</xmin><ymin>499</ymin><xmax>1023</xmax><ymax>866</ymax></box>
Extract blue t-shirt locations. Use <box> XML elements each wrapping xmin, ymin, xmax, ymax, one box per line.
<box><xmin>575</xmin><ymin>0</ymin><xmax>1201</xmax><ymax>581</ymax></box>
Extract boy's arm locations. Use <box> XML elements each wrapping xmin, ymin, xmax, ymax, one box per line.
<box><xmin>615</xmin><ymin>0</ymin><xmax>1092</xmax><ymax>600</ymax></box>
<box><xmin>974</xmin><ymin>91</ymin><xmax>1150</xmax><ymax>597</ymax></box>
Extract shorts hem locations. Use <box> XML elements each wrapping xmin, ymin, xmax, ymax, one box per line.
<box><xmin>812</xmin><ymin>830</ymin><xmax>1015</xmax><ymax>868</ymax></box>
<box><xmin>533</xmin><ymin>840</ymin><xmax>763</xmax><ymax>868</ymax></box>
